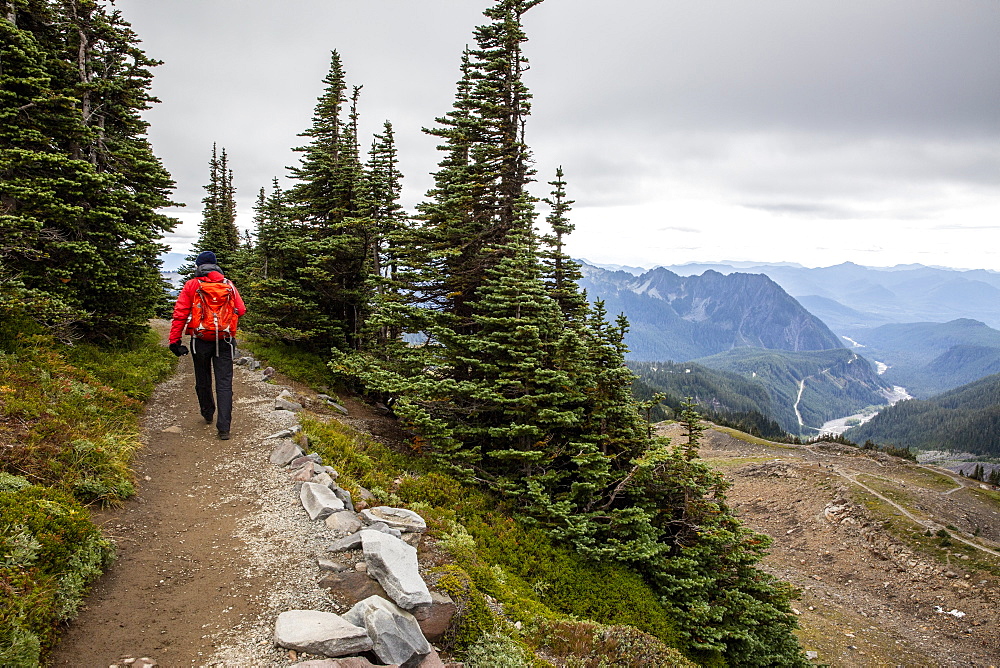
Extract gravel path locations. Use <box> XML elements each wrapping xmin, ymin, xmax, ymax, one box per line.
<box><xmin>51</xmin><ymin>326</ymin><xmax>344</xmax><ymax>667</ymax></box>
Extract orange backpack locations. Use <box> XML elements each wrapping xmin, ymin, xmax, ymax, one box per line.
<box><xmin>186</xmin><ymin>279</ymin><xmax>239</xmax><ymax>341</ymax></box>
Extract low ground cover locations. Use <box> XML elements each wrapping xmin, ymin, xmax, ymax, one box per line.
<box><xmin>0</xmin><ymin>321</ymin><xmax>175</xmax><ymax>665</ymax></box>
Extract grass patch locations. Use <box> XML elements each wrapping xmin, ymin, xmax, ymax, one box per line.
<box><xmin>703</xmin><ymin>456</ymin><xmax>776</xmax><ymax>471</ymax></box>
<box><xmin>240</xmin><ymin>333</ymin><xmax>339</xmax><ymax>391</ymax></box>
<box><xmin>710</xmin><ymin>426</ymin><xmax>797</xmax><ymax>449</ymax></box>
<box><xmin>969</xmin><ymin>486</ymin><xmax>1000</xmax><ymax>510</ymax></box>
<box><xmin>856</xmin><ymin>474</ymin><xmax>921</xmax><ymax>513</ymax></box>
<box><xmin>0</xmin><ymin>330</ymin><xmax>174</xmax><ymax>505</ymax></box>
<box><xmin>905</xmin><ymin>466</ymin><xmax>963</xmax><ymax>493</ymax></box>
<box><xmin>850</xmin><ymin>488</ymin><xmax>1000</xmax><ymax>576</ymax></box>
<box><xmin>63</xmin><ymin>331</ymin><xmax>175</xmax><ymax>402</ymax></box>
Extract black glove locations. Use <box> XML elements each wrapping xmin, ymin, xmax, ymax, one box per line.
<box><xmin>169</xmin><ymin>342</ymin><xmax>189</xmax><ymax>357</ymax></box>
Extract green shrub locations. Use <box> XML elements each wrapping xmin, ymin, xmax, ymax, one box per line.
<box><xmin>531</xmin><ymin>620</ymin><xmax>694</xmax><ymax>667</ymax></box>
<box><xmin>0</xmin><ymin>485</ymin><xmax>114</xmax><ymax>665</ymax></box>
<box><xmin>461</xmin><ymin>513</ymin><xmax>679</xmax><ymax>645</ymax></box>
<box><xmin>463</xmin><ymin>632</ymin><xmax>533</xmax><ymax>668</ymax></box>
<box><xmin>431</xmin><ymin>564</ymin><xmax>499</xmax><ymax>650</ymax></box>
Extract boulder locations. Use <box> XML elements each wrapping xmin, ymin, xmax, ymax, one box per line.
<box><xmin>366</xmin><ymin>521</ymin><xmax>402</xmax><ymax>539</ymax></box>
<box><xmin>325</xmin><ymin>511</ymin><xmax>363</xmax><ymax>534</ymax></box>
<box><xmin>330</xmin><ymin>532</ymin><xmax>364</xmax><ymax>552</ymax></box>
<box><xmin>301</xmin><ymin>482</ymin><xmax>346</xmax><ymax>521</ymax></box>
<box><xmin>312</xmin><ymin>472</ymin><xmax>336</xmax><ymax>488</ymax></box>
<box><xmin>343</xmin><ymin>596</ymin><xmax>431</xmax><ymax>667</ymax></box>
<box><xmin>273</xmin><ymin>610</ymin><xmax>372</xmax><ymax>657</ymax></box>
<box><xmin>329</xmin><ymin>401</ymin><xmax>349</xmax><ymax>415</ymax></box>
<box><xmin>265</xmin><ymin>425</ymin><xmax>300</xmax><ymax>440</ymax></box>
<box><xmin>291</xmin><ymin>462</ymin><xmax>316</xmax><ymax>482</ymax></box>
<box><xmin>361</xmin><ymin>530</ymin><xmax>432</xmax><ymax>610</ymax></box>
<box><xmin>417</xmin><ymin>591</ymin><xmax>458</xmax><ymax>641</ymax></box>
<box><xmin>292</xmin><ymin>659</ymin><xmax>397</xmax><ymax>668</ymax></box>
<box><xmin>416</xmin><ymin>650</ymin><xmax>447</xmax><ymax>668</ymax></box>
<box><xmin>291</xmin><ymin>453</ymin><xmax>323</xmax><ymax>468</ymax></box>
<box><xmin>361</xmin><ymin>507</ymin><xmax>427</xmax><ymax>534</ymax></box>
<box><xmin>318</xmin><ymin>571</ymin><xmax>389</xmax><ymax>606</ymax></box>
<box><xmin>318</xmin><ymin>557</ymin><xmax>350</xmax><ymax>572</ymax></box>
<box><xmin>331</xmin><ymin>485</ymin><xmax>353</xmax><ymax>511</ymax></box>
<box><xmin>270</xmin><ymin>440</ymin><xmax>304</xmax><ymax>466</ymax></box>
<box><xmin>276</xmin><ymin>397</ymin><xmax>304</xmax><ymax>412</ymax></box>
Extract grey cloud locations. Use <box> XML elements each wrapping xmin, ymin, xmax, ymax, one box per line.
<box><xmin>115</xmin><ymin>0</ymin><xmax>1000</xmax><ymax>269</ymax></box>
<box><xmin>656</xmin><ymin>226</ymin><xmax>701</xmax><ymax>234</ymax></box>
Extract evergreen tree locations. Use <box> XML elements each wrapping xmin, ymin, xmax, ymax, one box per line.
<box><xmin>0</xmin><ymin>0</ymin><xmax>177</xmax><ymax>342</ymax></box>
<box><xmin>361</xmin><ymin>121</ymin><xmax>411</xmax><ymax>352</ymax></box>
<box><xmin>333</xmin><ymin>2</ymin><xmax>807</xmax><ymax>662</ymax></box>
<box><xmin>539</xmin><ymin>166</ymin><xmax>587</xmax><ymax>317</ymax></box>
<box><xmin>414</xmin><ymin>0</ymin><xmax>541</xmax><ymax>329</ymax></box>
<box><xmin>283</xmin><ymin>53</ymin><xmax>370</xmax><ymax>351</ymax></box>
<box><xmin>185</xmin><ymin>144</ymin><xmax>240</xmax><ymax>273</ymax></box>
<box><xmin>248</xmin><ymin>52</ymin><xmax>373</xmax><ymax>352</ymax></box>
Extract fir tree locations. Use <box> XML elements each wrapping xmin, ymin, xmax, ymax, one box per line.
<box><xmin>250</xmin><ymin>52</ymin><xmax>372</xmax><ymax>352</ymax></box>
<box><xmin>0</xmin><ymin>0</ymin><xmax>177</xmax><ymax>342</ymax></box>
<box><xmin>184</xmin><ymin>144</ymin><xmax>240</xmax><ymax>273</ymax></box>
<box><xmin>539</xmin><ymin>166</ymin><xmax>587</xmax><ymax>318</ymax></box>
<box><xmin>415</xmin><ymin>0</ymin><xmax>541</xmax><ymax>328</ymax></box>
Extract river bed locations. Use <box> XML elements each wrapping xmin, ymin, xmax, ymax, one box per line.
<box><xmin>819</xmin><ymin>385</ymin><xmax>911</xmax><ymax>436</ymax></box>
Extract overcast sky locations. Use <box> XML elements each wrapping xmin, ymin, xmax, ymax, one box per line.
<box><xmin>116</xmin><ymin>0</ymin><xmax>1000</xmax><ymax>272</ymax></box>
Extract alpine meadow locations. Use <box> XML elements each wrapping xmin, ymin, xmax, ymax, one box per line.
<box><xmin>6</xmin><ymin>0</ymin><xmax>1000</xmax><ymax>666</ymax></box>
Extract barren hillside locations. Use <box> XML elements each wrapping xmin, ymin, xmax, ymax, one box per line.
<box><xmin>657</xmin><ymin>422</ymin><xmax>1000</xmax><ymax>665</ymax></box>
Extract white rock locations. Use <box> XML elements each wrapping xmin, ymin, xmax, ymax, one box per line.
<box><xmin>343</xmin><ymin>596</ymin><xmax>431</xmax><ymax>666</ymax></box>
<box><xmin>361</xmin><ymin>530</ymin><xmax>432</xmax><ymax>610</ymax></box>
<box><xmin>300</xmin><ymin>482</ymin><xmax>346</xmax><ymax>521</ymax></box>
<box><xmin>325</xmin><ymin>511</ymin><xmax>363</xmax><ymax>534</ymax></box>
<box><xmin>273</xmin><ymin>610</ymin><xmax>372</xmax><ymax>656</ymax></box>
<box><xmin>270</xmin><ymin>439</ymin><xmax>304</xmax><ymax>466</ymax></box>
<box><xmin>361</xmin><ymin>506</ymin><xmax>427</xmax><ymax>534</ymax></box>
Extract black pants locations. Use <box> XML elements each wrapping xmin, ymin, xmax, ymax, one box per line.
<box><xmin>192</xmin><ymin>337</ymin><xmax>235</xmax><ymax>432</ymax></box>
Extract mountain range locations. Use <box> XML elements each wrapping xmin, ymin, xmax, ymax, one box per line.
<box><xmin>641</xmin><ymin>261</ymin><xmax>1000</xmax><ymax>332</ymax></box>
<box><xmin>578</xmin><ymin>264</ymin><xmax>842</xmax><ymax>362</ymax></box>
<box><xmin>581</xmin><ymin>259</ymin><xmax>1000</xmax><ymax>441</ymax></box>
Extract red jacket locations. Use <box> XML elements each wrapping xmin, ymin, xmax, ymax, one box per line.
<box><xmin>168</xmin><ymin>271</ymin><xmax>247</xmax><ymax>344</ymax></box>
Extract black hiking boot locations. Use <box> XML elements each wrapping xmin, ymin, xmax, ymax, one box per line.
<box><xmin>202</xmin><ymin>412</ymin><xmax>214</xmax><ymax>424</ymax></box>
<box><xmin>218</xmin><ymin>431</ymin><xmax>230</xmax><ymax>440</ymax></box>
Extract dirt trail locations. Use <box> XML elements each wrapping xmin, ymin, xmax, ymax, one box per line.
<box><xmin>50</xmin><ymin>324</ymin><xmax>293</xmax><ymax>666</ymax></box>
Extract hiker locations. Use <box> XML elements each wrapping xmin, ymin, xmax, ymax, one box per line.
<box><xmin>168</xmin><ymin>251</ymin><xmax>247</xmax><ymax>440</ymax></box>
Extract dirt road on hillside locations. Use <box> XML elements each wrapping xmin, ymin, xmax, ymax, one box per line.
<box><xmin>50</xmin><ymin>323</ymin><xmax>338</xmax><ymax>667</ymax></box>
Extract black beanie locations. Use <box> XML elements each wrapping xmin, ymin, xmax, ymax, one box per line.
<box><xmin>195</xmin><ymin>251</ymin><xmax>217</xmax><ymax>266</ymax></box>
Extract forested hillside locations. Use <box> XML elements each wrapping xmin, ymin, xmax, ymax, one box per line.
<box><xmin>1</xmin><ymin>0</ymin><xmax>809</xmax><ymax>665</ymax></box>
<box><xmin>847</xmin><ymin>319</ymin><xmax>1000</xmax><ymax>398</ymax></box>
<box><xmin>693</xmin><ymin>348</ymin><xmax>892</xmax><ymax>434</ymax></box>
<box><xmin>629</xmin><ymin>361</ymin><xmax>790</xmax><ymax>441</ymax></box>
<box><xmin>846</xmin><ymin>373</ymin><xmax>1000</xmax><ymax>456</ymax></box>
